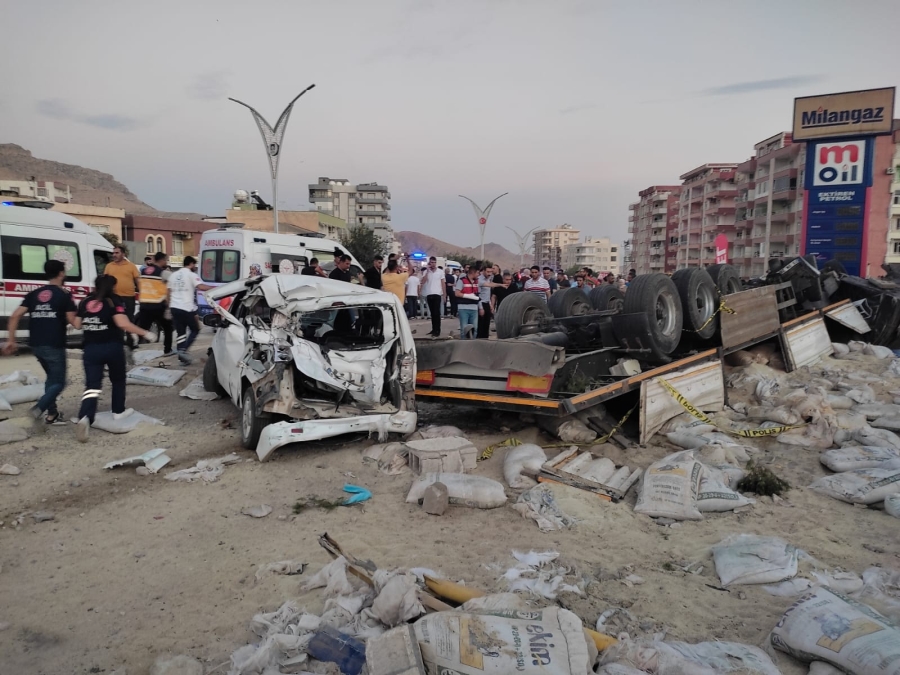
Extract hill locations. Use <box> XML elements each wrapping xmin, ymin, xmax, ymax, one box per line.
<box><xmin>0</xmin><ymin>144</ymin><xmax>205</xmax><ymax>220</ymax></box>
<box><xmin>396</xmin><ymin>231</ymin><xmax>522</xmax><ymax>271</ymax></box>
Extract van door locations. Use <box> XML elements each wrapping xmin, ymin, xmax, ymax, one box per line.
<box><xmin>198</xmin><ymin>244</ymin><xmax>243</xmax><ymax>315</ymax></box>
<box><xmin>0</xmin><ymin>224</ymin><xmax>87</xmax><ymax>340</ymax></box>
<box><xmin>267</xmin><ymin>244</ymin><xmax>309</xmax><ymax>275</ymax></box>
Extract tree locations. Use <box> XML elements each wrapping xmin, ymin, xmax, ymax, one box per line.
<box><xmin>101</xmin><ymin>232</ymin><xmax>120</xmax><ymax>247</ymax></box>
<box><xmin>340</xmin><ymin>224</ymin><xmax>386</xmax><ymax>269</ymax></box>
<box><xmin>446</xmin><ymin>252</ymin><xmax>492</xmax><ymax>270</ymax></box>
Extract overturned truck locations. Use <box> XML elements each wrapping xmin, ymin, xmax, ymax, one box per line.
<box><xmin>416</xmin><ymin>259</ymin><xmax>890</xmax><ymax>445</ymax></box>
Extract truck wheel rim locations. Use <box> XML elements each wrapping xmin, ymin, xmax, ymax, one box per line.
<box><xmin>242</xmin><ymin>395</ymin><xmax>253</xmax><ymax>441</ymax></box>
<box><xmin>522</xmin><ymin>307</ymin><xmax>544</xmax><ymax>326</ymax></box>
<box><xmin>657</xmin><ymin>291</ymin><xmax>677</xmax><ymax>336</ymax></box>
<box><xmin>696</xmin><ymin>284</ymin><xmax>716</xmax><ymax>324</ymax></box>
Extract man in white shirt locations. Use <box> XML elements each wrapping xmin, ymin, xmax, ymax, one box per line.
<box><xmin>404</xmin><ymin>272</ymin><xmax>421</xmax><ymax>320</ymax></box>
<box><xmin>523</xmin><ymin>265</ymin><xmax>551</xmax><ymax>302</ymax></box>
<box><xmin>167</xmin><ymin>256</ymin><xmax>213</xmax><ymax>364</ymax></box>
<box><xmin>422</xmin><ymin>257</ymin><xmax>447</xmax><ymax>337</ymax></box>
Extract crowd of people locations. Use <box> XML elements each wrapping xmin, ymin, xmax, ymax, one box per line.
<box><xmin>2</xmin><ymin>244</ymin><xmax>212</xmax><ymax>443</ymax></box>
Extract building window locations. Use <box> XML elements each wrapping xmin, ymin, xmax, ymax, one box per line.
<box><xmin>145</xmin><ymin>235</ymin><xmax>155</xmax><ymax>253</ymax></box>
<box><xmin>894</xmin><ymin>191</ymin><xmax>900</xmax><ymax>206</ymax></box>
<box><xmin>90</xmin><ymin>223</ymin><xmax>110</xmax><ymax>234</ymax></box>
<box><xmin>37</xmin><ymin>188</ymin><xmax>47</xmax><ymax>197</ymax></box>
<box><xmin>894</xmin><ymin>241</ymin><xmax>900</xmax><ymax>254</ymax></box>
<box><xmin>156</xmin><ymin>236</ymin><xmax>165</xmax><ymax>253</ymax></box>
<box><xmin>172</xmin><ymin>235</ymin><xmax>184</xmax><ymax>255</ymax></box>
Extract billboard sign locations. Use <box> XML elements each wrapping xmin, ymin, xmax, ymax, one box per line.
<box><xmin>714</xmin><ymin>234</ymin><xmax>728</xmax><ymax>264</ymax></box>
<box><xmin>793</xmin><ymin>87</ymin><xmax>895</xmax><ymax>141</ymax></box>
<box><xmin>812</xmin><ymin>140</ymin><xmax>867</xmax><ymax>187</ymax></box>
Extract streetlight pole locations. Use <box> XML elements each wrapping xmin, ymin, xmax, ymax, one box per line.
<box><xmin>229</xmin><ymin>84</ymin><xmax>315</xmax><ymax>234</ymax></box>
<box><xmin>505</xmin><ymin>226</ymin><xmax>537</xmax><ymax>269</ymax></box>
<box><xmin>459</xmin><ymin>192</ymin><xmax>508</xmax><ymax>262</ymax></box>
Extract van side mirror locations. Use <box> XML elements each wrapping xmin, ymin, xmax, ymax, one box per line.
<box><xmin>202</xmin><ymin>313</ymin><xmax>222</xmax><ymax>328</ymax></box>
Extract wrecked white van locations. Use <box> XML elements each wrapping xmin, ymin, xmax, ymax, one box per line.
<box><xmin>202</xmin><ymin>274</ymin><xmax>417</xmax><ymax>460</ymax></box>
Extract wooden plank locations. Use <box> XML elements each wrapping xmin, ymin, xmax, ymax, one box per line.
<box><xmin>782</xmin><ymin>316</ymin><xmax>833</xmax><ymax>370</ymax></box>
<box><xmin>825</xmin><ymin>301</ymin><xmax>870</xmax><ymax>334</ymax></box>
<box><xmin>719</xmin><ymin>286</ymin><xmax>781</xmax><ymax>350</ymax></box>
<box><xmin>640</xmin><ymin>360</ymin><xmax>725</xmax><ymax>444</ymax></box>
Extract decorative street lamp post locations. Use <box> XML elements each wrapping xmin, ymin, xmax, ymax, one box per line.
<box><xmin>505</xmin><ymin>226</ymin><xmax>538</xmax><ymax>270</ymax></box>
<box><xmin>229</xmin><ymin>84</ymin><xmax>316</xmax><ymax>234</ymax></box>
<box><xmin>458</xmin><ymin>192</ymin><xmax>508</xmax><ymax>262</ymax></box>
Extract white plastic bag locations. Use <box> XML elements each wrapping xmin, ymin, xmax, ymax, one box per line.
<box><xmin>406</xmin><ymin>473</ymin><xmax>507</xmax><ymax>509</ymax></box>
<box><xmin>770</xmin><ymin>586</ymin><xmax>900</xmax><ymax>675</ymax></box>
<box><xmin>503</xmin><ymin>444</ymin><xmax>547</xmax><ymax>489</ymax></box>
<box><xmin>712</xmin><ymin>534</ymin><xmax>799</xmax><ymax>586</ymax></box>
<box><xmin>413</xmin><ymin>606</ymin><xmax>591</xmax><ymax>675</ymax></box>
<box><xmin>634</xmin><ymin>451</ymin><xmax>703</xmax><ymax>521</ymax></box>
<box><xmin>809</xmin><ymin>468</ymin><xmax>900</xmax><ymax>504</ymax></box>
<box><xmin>91</xmin><ymin>411</ymin><xmax>164</xmax><ymax>434</ymax></box>
<box><xmin>126</xmin><ymin>366</ymin><xmax>186</xmax><ymax>387</ymax></box>
<box><xmin>819</xmin><ymin>446</ymin><xmax>900</xmax><ymax>472</ymax></box>
<box><xmin>599</xmin><ymin>639</ymin><xmax>781</xmax><ymax>675</ymax></box>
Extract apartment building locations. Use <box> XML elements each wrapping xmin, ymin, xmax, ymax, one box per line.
<box><xmin>308</xmin><ymin>177</ymin><xmax>396</xmax><ymax>251</ymax></box>
<box><xmin>628</xmin><ymin>185</ymin><xmax>681</xmax><ymax>274</ymax></box>
<box><xmin>561</xmin><ymin>236</ymin><xmax>619</xmax><ymax>275</ymax></box>
<box><xmin>882</xmin><ymin>125</ymin><xmax>900</xmax><ymax>266</ymax></box>
<box><xmin>676</xmin><ymin>164</ymin><xmax>738</xmax><ymax>270</ymax></box>
<box><xmin>533</xmin><ymin>224</ymin><xmax>580</xmax><ymax>269</ymax></box>
<box><xmin>732</xmin><ymin>133</ymin><xmax>804</xmax><ymax>278</ymax></box>
<box><xmin>0</xmin><ymin>179</ymin><xmax>72</xmax><ymax>203</ymax></box>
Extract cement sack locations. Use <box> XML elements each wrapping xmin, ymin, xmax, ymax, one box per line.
<box><xmin>127</xmin><ymin>366</ymin><xmax>185</xmax><ymax>387</ymax></box>
<box><xmin>697</xmin><ymin>470</ymin><xmax>753</xmax><ymax>513</ymax></box>
<box><xmin>832</xmin><ymin>342</ymin><xmax>850</xmax><ymax>355</ymax></box>
<box><xmin>557</xmin><ymin>419</ymin><xmax>597</xmax><ymax>444</ymax></box>
<box><xmin>179</xmin><ymin>376</ymin><xmax>220</xmax><ymax>401</ymax></box>
<box><xmin>0</xmin><ymin>369</ymin><xmax>42</xmax><ymax>386</ymax></box>
<box><xmin>91</xmin><ymin>411</ymin><xmax>164</xmax><ymax>434</ymax></box>
<box><xmin>853</xmin><ymin>426</ymin><xmax>900</xmax><ymax>449</ymax></box>
<box><xmin>854</xmin><ymin>403</ymin><xmax>900</xmax><ymax>420</ymax></box>
<box><xmin>503</xmin><ymin>444</ymin><xmax>547</xmax><ymax>489</ymax></box>
<box><xmin>745</xmin><ymin>405</ymin><xmax>801</xmax><ymax>426</ymax></box>
<box><xmin>0</xmin><ymin>420</ymin><xmax>29</xmax><ymax>444</ymax></box>
<box><xmin>770</xmin><ymin>586</ymin><xmax>900</xmax><ymax>675</ymax></box>
<box><xmin>808</xmin><ymin>663</ymin><xmax>845</xmax><ymax>675</ymax></box>
<box><xmin>634</xmin><ymin>451</ymin><xmax>703</xmax><ymax>521</ymax></box>
<box><xmin>362</xmin><ymin>442</ymin><xmax>409</xmax><ymax>475</ymax></box>
<box><xmin>886</xmin><ymin>494</ymin><xmax>900</xmax><ymax>518</ymax></box>
<box><xmin>406</xmin><ymin>425</ymin><xmax>464</xmax><ymax>440</ymax></box>
<box><xmin>845</xmin><ymin>386</ymin><xmax>876</xmax><ymax>404</ymax></box>
<box><xmin>0</xmin><ymin>383</ymin><xmax>45</xmax><ymax>406</ymax></box>
<box><xmin>699</xmin><ymin>443</ymin><xmax>751</xmax><ymax>465</ymax></box>
<box><xmin>412</xmin><ymin>606</ymin><xmax>591</xmax><ymax>675</ymax></box>
<box><xmin>726</xmin><ymin>350</ymin><xmax>756</xmax><ymax>367</ymax></box>
<box><xmin>835</xmin><ymin>411</ymin><xmax>868</xmax><ymax>430</ymax></box>
<box><xmin>885</xmin><ymin>360</ymin><xmax>900</xmax><ymax>377</ymax></box>
<box><xmin>826</xmin><ymin>394</ymin><xmax>855</xmax><ymax>410</ymax></box>
<box><xmin>778</xmin><ymin>418</ymin><xmax>835</xmax><ymax>449</ymax></box>
<box><xmin>820</xmin><ymin>446</ymin><xmax>900</xmax><ymax>472</ymax></box>
<box><xmin>596</xmin><ymin>666</ymin><xmax>646</xmax><ymax>675</ymax></box>
<box><xmin>658</xmin><ymin>413</ymin><xmax>715</xmax><ymax>435</ymax></box>
<box><xmin>850</xmin><ymin>567</ymin><xmax>900</xmax><ymax>623</ymax></box>
<box><xmin>599</xmin><ymin>639</ymin><xmax>781</xmax><ymax>675</ymax></box>
<box><xmin>406</xmin><ymin>473</ymin><xmax>507</xmax><ymax>509</ymax></box>
<box><xmin>848</xmin><ymin>340</ymin><xmax>866</xmax><ymax>352</ymax></box>
<box><xmin>712</xmin><ymin>534</ymin><xmax>799</xmax><ymax>586</ymax></box>
<box><xmin>809</xmin><ymin>468</ymin><xmax>900</xmax><ymax>505</ymax></box>
<box><xmin>864</xmin><ymin>344</ymin><xmax>895</xmax><ymax>359</ymax></box>
<box><xmin>133</xmin><ymin>349</ymin><xmax>167</xmax><ymax>365</ymax></box>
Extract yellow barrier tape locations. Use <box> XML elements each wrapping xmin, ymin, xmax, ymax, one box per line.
<box><xmin>654</xmin><ymin>376</ymin><xmax>804</xmax><ymax>438</ymax></box>
<box><xmin>478</xmin><ymin>437</ymin><xmax>522</xmax><ymax>461</ymax></box>
<box><xmin>684</xmin><ymin>297</ymin><xmax>736</xmax><ymax>334</ymax></box>
<box><xmin>544</xmin><ymin>403</ymin><xmax>638</xmax><ymax>449</ymax></box>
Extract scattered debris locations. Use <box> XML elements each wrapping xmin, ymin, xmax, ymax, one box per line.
<box><xmin>126</xmin><ymin>366</ymin><xmax>186</xmax><ymax>387</ymax></box>
<box><xmin>90</xmin><ymin>411</ymin><xmax>165</xmax><ymax>434</ymax></box>
<box><xmin>0</xmin><ymin>421</ymin><xmax>29</xmax><ymax>444</ymax></box>
<box><xmin>178</xmin><ymin>375</ymin><xmax>220</xmax><ymax>401</ymax></box>
<box><xmin>255</xmin><ymin>560</ymin><xmax>306</xmax><ymax>582</ymax></box>
<box><xmin>600</xmin><ymin>639</ymin><xmax>781</xmax><ymax>675</ymax></box>
<box><xmin>406</xmin><ymin>425</ymin><xmax>463</xmax><ymax>440</ymax></box>
<box><xmin>0</xmin><ymin>463</ymin><xmax>20</xmax><ymax>475</ymax></box>
<box><xmin>501</xmin><ymin>550</ymin><xmax>585</xmax><ymax>600</ymax></box>
<box><xmin>512</xmin><ymin>483</ymin><xmax>578</xmax><ymax>532</ymax></box>
<box><xmin>307</xmin><ymin>626</ymin><xmax>366</xmax><ymax>675</ymax></box>
<box><xmin>406</xmin><ymin>436</ymin><xmax>477</xmax><ymax>474</ymax></box>
<box><xmin>342</xmin><ymin>484</ymin><xmax>371</xmax><ymax>505</ymax></box>
<box><xmin>31</xmin><ymin>511</ymin><xmax>55</xmax><ymax>523</ymax></box>
<box><xmin>164</xmin><ymin>453</ymin><xmax>240</xmax><ymax>483</ymax></box>
<box><xmin>148</xmin><ymin>654</ymin><xmax>204</xmax><ymax>675</ymax></box>
<box><xmin>104</xmin><ymin>448</ymin><xmax>171</xmax><ymax>474</ymax></box>
<box><xmin>362</xmin><ymin>442</ymin><xmax>409</xmax><ymax>475</ymax></box>
<box><xmin>133</xmin><ymin>350</ymin><xmax>168</xmax><ymax>365</ymax></box>
<box><xmin>712</xmin><ymin>534</ymin><xmax>799</xmax><ymax>586</ymax></box>
<box><xmin>421</xmin><ymin>482</ymin><xmax>448</xmax><ymax>515</ymax></box>
<box><xmin>241</xmin><ymin>504</ymin><xmax>273</xmax><ymax>518</ymax></box>
<box><xmin>502</xmin><ymin>443</ymin><xmax>547</xmax><ymax>488</ymax></box>
<box><xmin>406</xmin><ymin>473</ymin><xmax>507</xmax><ymax>509</ymax></box>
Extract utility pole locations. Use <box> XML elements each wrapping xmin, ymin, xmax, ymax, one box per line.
<box><xmin>459</xmin><ymin>192</ymin><xmax>508</xmax><ymax>262</ymax></box>
<box><xmin>229</xmin><ymin>85</ymin><xmax>315</xmax><ymax>234</ymax></box>
<box><xmin>505</xmin><ymin>226</ymin><xmax>537</xmax><ymax>269</ymax></box>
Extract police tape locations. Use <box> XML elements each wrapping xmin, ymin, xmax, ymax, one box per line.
<box><xmin>478</xmin><ymin>437</ymin><xmax>522</xmax><ymax>462</ymax></box>
<box><xmin>683</xmin><ymin>297</ymin><xmax>736</xmax><ymax>334</ymax></box>
<box><xmin>654</xmin><ymin>376</ymin><xmax>805</xmax><ymax>438</ymax></box>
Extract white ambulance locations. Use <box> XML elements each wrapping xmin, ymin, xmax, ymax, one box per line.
<box><xmin>0</xmin><ymin>203</ymin><xmax>115</xmax><ymax>341</ymax></box>
<box><xmin>196</xmin><ymin>227</ymin><xmax>364</xmax><ymax>315</ymax></box>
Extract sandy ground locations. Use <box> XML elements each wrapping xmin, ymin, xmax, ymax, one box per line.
<box><xmin>1</xmin><ymin>330</ymin><xmax>899</xmax><ymax>675</ymax></box>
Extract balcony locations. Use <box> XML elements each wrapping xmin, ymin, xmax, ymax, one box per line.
<box><xmin>705</xmin><ymin>185</ymin><xmax>738</xmax><ymax>199</ymax></box>
<box><xmin>771</xmin><ymin>188</ymin><xmax>798</xmax><ymax>202</ymax></box>
<box><xmin>651</xmin><ymin>234</ymin><xmax>666</xmax><ymax>243</ymax></box>
<box><xmin>357</xmin><ymin>209</ymin><xmax>389</xmax><ymax>218</ymax></box>
<box><xmin>627</xmin><ymin>224</ymin><xmax>634</xmax><ymax>233</ymax></box>
<box><xmin>628</xmin><ymin>215</ymin><xmax>635</xmax><ymax>222</ymax></box>
<box><xmin>356</xmin><ymin>197</ymin><xmax>388</xmax><ymax>205</ymax></box>
<box><xmin>772</xmin><ymin>167</ymin><xmax>798</xmax><ymax>180</ymax></box>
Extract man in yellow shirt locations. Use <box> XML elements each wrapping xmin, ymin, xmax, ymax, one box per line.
<box><xmin>104</xmin><ymin>244</ymin><xmax>140</xmax><ymax>352</ymax></box>
<box><xmin>380</xmin><ymin>259</ymin><xmax>409</xmax><ymax>303</ymax></box>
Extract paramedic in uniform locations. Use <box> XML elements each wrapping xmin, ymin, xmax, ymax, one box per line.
<box><xmin>167</xmin><ymin>256</ymin><xmax>213</xmax><ymax>365</ymax></box>
<box><xmin>71</xmin><ymin>275</ymin><xmax>156</xmax><ymax>443</ymax></box>
<box><xmin>137</xmin><ymin>252</ymin><xmax>174</xmax><ymax>355</ymax></box>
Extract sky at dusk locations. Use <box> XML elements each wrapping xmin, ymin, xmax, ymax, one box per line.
<box><xmin>3</xmin><ymin>0</ymin><xmax>899</xmax><ymax>251</ymax></box>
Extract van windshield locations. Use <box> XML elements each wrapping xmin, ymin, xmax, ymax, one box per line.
<box><xmin>201</xmin><ymin>250</ymin><xmax>240</xmax><ymax>283</ymax></box>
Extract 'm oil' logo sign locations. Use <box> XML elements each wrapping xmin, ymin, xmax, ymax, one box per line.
<box><xmin>812</xmin><ymin>140</ymin><xmax>866</xmax><ymax>187</ymax></box>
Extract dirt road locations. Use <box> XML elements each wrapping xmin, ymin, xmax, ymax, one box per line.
<box><xmin>1</xmin><ymin>336</ymin><xmax>898</xmax><ymax>674</ymax></box>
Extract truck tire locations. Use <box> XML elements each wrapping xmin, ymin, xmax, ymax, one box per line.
<box><xmin>548</xmin><ymin>287</ymin><xmax>592</xmax><ymax>318</ymax></box>
<box><xmin>241</xmin><ymin>384</ymin><xmax>271</xmax><ymax>450</ymax></box>
<box><xmin>589</xmin><ymin>285</ymin><xmax>625</xmax><ymax>312</ymax></box>
<box><xmin>622</xmin><ymin>273</ymin><xmax>683</xmax><ymax>357</ymax></box>
<box><xmin>495</xmin><ymin>293</ymin><xmax>551</xmax><ymax>339</ymax></box>
<box><xmin>672</xmin><ymin>268</ymin><xmax>719</xmax><ymax>340</ymax></box>
<box><xmin>706</xmin><ymin>264</ymin><xmax>742</xmax><ymax>296</ymax></box>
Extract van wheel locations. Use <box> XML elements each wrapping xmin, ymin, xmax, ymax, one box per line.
<box><xmin>495</xmin><ymin>293</ymin><xmax>551</xmax><ymax>339</ymax></box>
<box><xmin>672</xmin><ymin>268</ymin><xmax>719</xmax><ymax>340</ymax></box>
<box><xmin>241</xmin><ymin>385</ymin><xmax>270</xmax><ymax>450</ymax></box>
<box><xmin>589</xmin><ymin>285</ymin><xmax>624</xmax><ymax>312</ymax></box>
<box><xmin>706</xmin><ymin>264</ymin><xmax>742</xmax><ymax>296</ymax></box>
<box><xmin>622</xmin><ymin>273</ymin><xmax>683</xmax><ymax>358</ymax></box>
<box><xmin>548</xmin><ymin>287</ymin><xmax>592</xmax><ymax>318</ymax></box>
